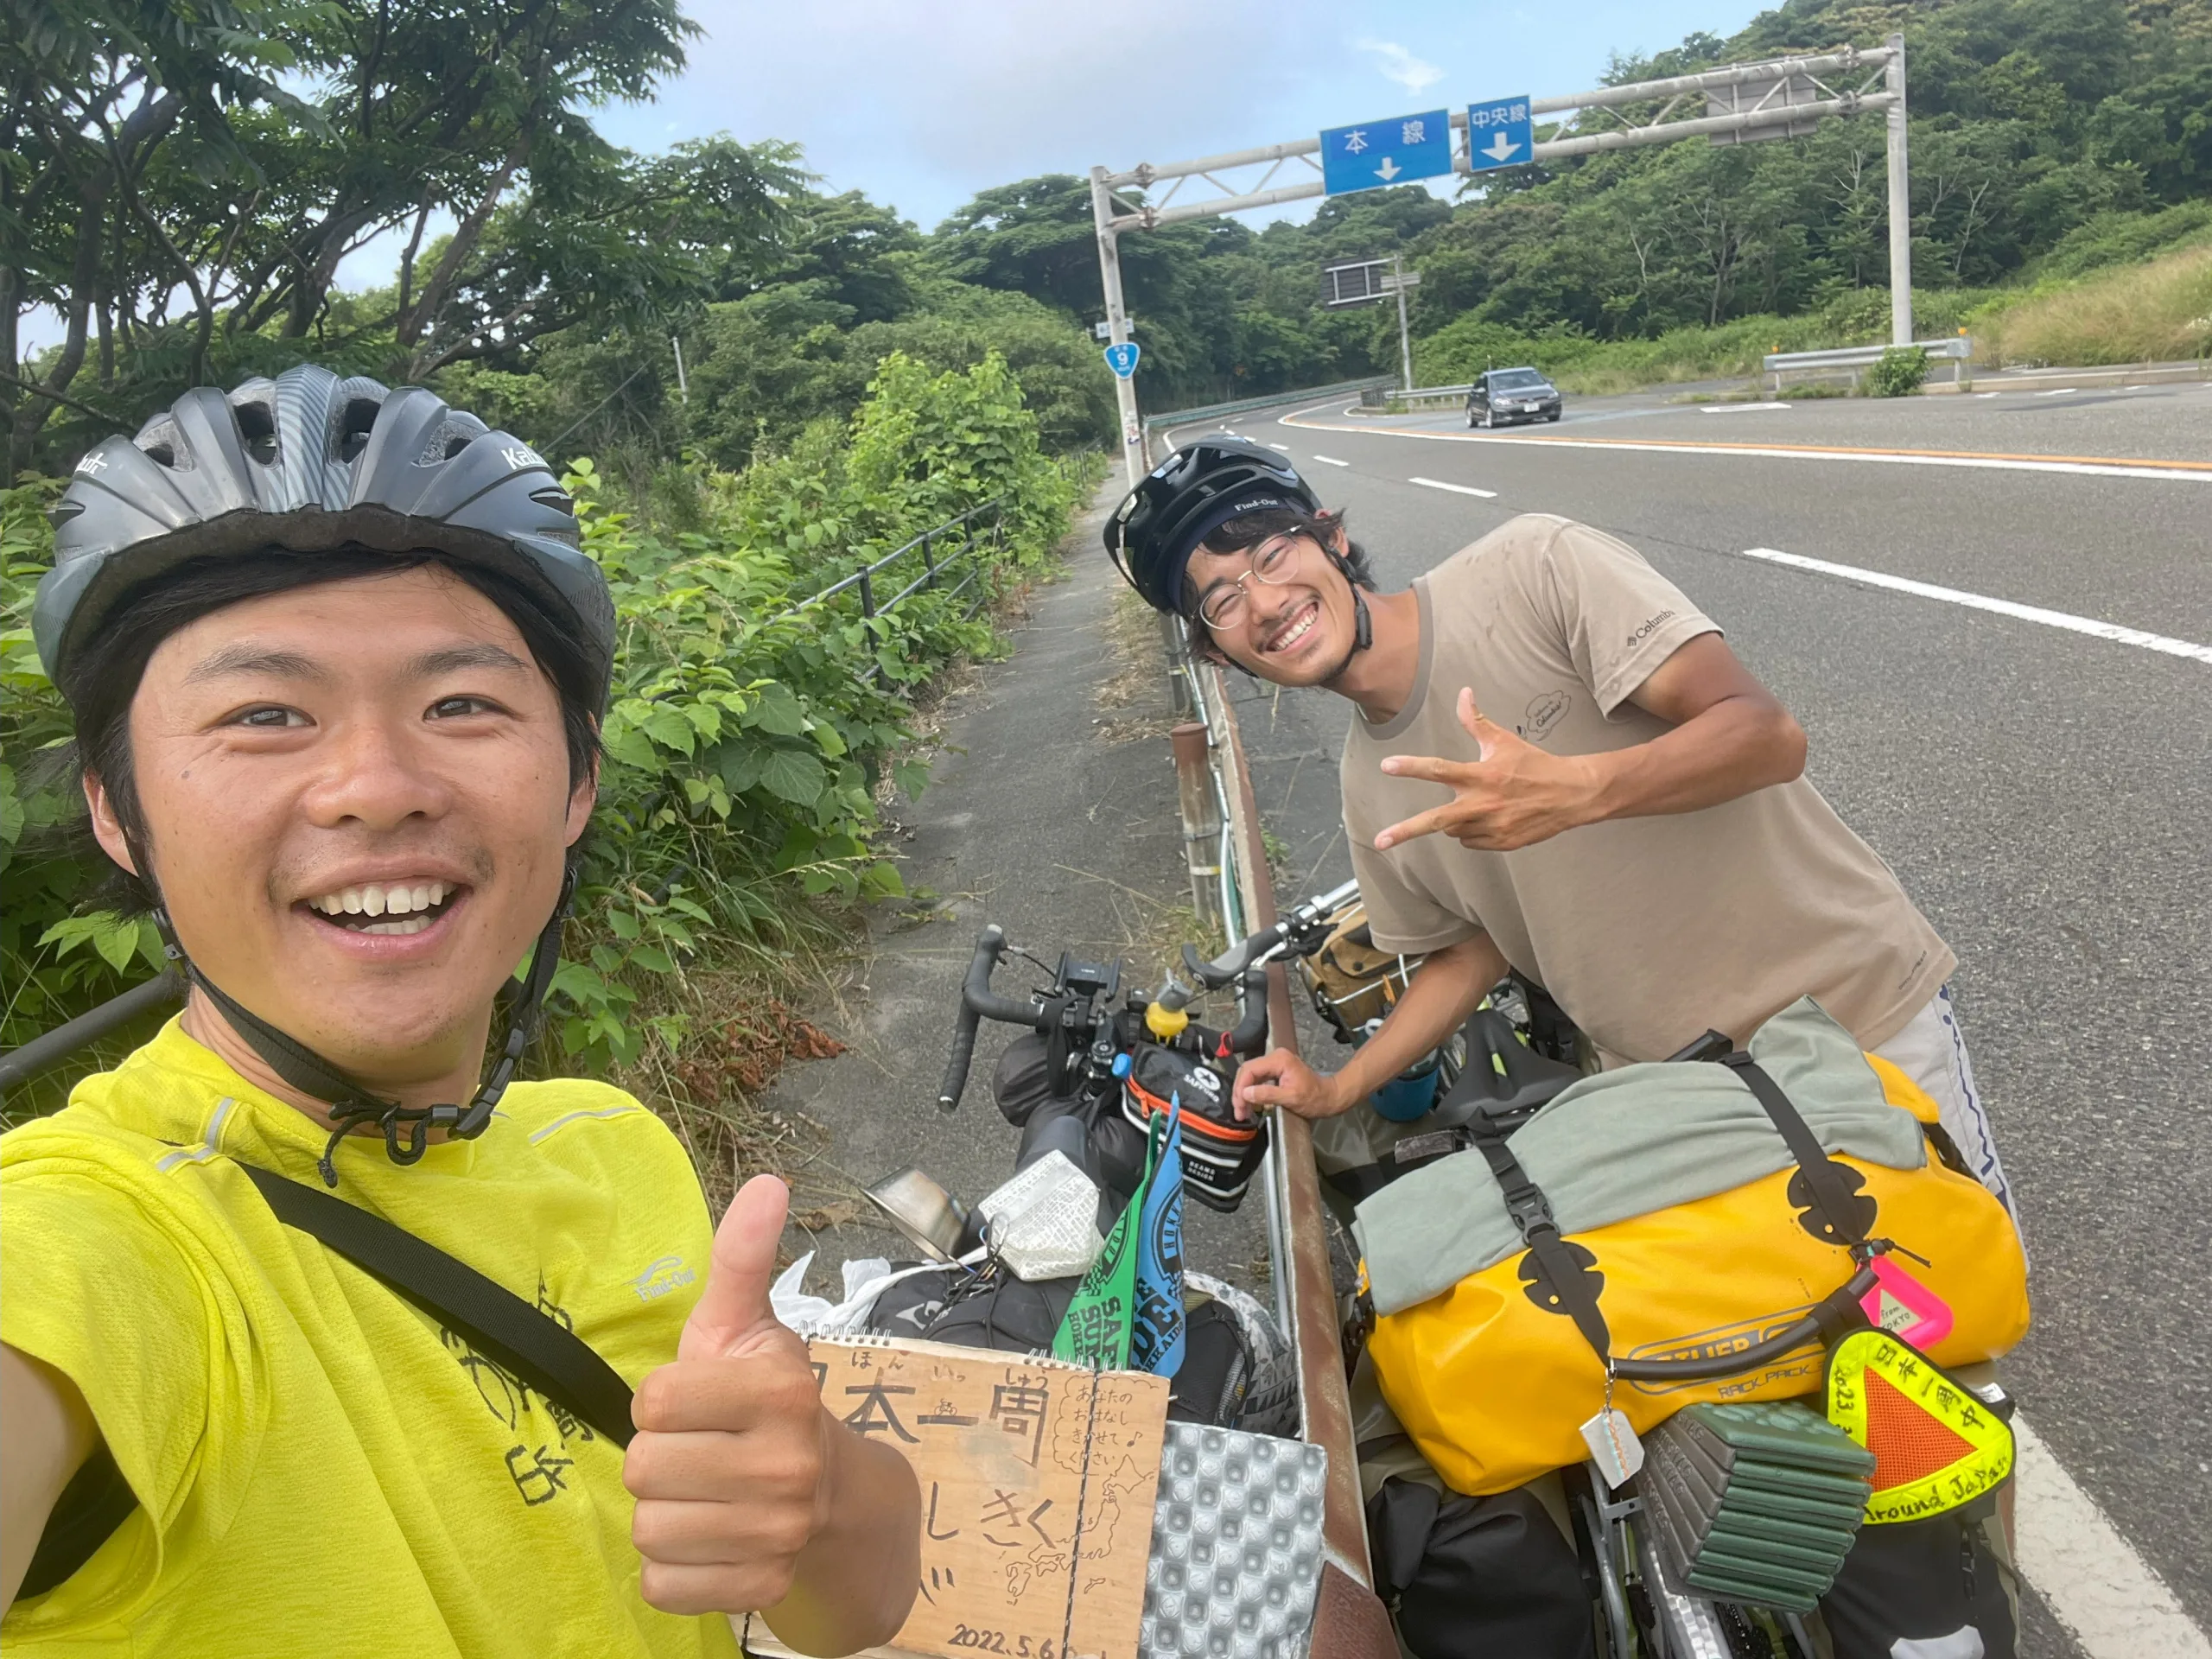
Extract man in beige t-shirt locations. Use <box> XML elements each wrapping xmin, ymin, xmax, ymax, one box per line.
<box><xmin>1103</xmin><ymin>439</ymin><xmax>2009</xmax><ymax>1211</ymax></box>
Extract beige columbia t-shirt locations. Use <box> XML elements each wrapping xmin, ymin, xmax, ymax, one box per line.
<box><xmin>1343</xmin><ymin>513</ymin><xmax>1953</xmax><ymax>1065</ymax></box>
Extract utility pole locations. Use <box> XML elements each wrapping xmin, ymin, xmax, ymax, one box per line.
<box><xmin>1885</xmin><ymin>32</ymin><xmax>1913</xmax><ymax>346</ymax></box>
<box><xmin>1088</xmin><ymin>165</ymin><xmax>1146</xmax><ymax>489</ymax></box>
<box><xmin>1392</xmin><ymin>254</ymin><xmax>1414</xmax><ymax>393</ymax></box>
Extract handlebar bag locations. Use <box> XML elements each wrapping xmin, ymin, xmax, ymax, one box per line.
<box><xmin>1359</xmin><ymin>999</ymin><xmax>2029</xmax><ymax>1496</ymax></box>
<box><xmin>1119</xmin><ymin>1044</ymin><xmax>1266</xmax><ymax>1209</ymax></box>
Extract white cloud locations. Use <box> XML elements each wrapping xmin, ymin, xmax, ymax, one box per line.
<box><xmin>1356</xmin><ymin>38</ymin><xmax>1446</xmax><ymax>96</ymax></box>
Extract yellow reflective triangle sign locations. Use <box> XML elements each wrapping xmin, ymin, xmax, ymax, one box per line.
<box><xmin>1826</xmin><ymin>1329</ymin><xmax>2014</xmax><ymax>1524</ymax></box>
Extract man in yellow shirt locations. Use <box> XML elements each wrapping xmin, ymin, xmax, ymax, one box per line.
<box><xmin>1</xmin><ymin>366</ymin><xmax>920</xmax><ymax>1656</ymax></box>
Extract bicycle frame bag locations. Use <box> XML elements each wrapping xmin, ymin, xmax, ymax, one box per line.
<box><xmin>1117</xmin><ymin>1043</ymin><xmax>1265</xmax><ymax>1211</ymax></box>
<box><xmin>1359</xmin><ymin>998</ymin><xmax>2029</xmax><ymax>1497</ymax></box>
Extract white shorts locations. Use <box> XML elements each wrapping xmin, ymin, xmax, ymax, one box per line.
<box><xmin>1872</xmin><ymin>983</ymin><xmax>2017</xmax><ymax>1223</ymax></box>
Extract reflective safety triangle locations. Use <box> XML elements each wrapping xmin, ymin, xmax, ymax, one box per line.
<box><xmin>1825</xmin><ymin>1330</ymin><xmax>2014</xmax><ymax>1525</ymax></box>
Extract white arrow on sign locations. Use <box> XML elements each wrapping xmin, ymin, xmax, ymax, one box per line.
<box><xmin>1481</xmin><ymin>133</ymin><xmax>1522</xmax><ymax>163</ymax></box>
<box><xmin>1376</xmin><ymin>156</ymin><xmax>1402</xmax><ymax>181</ymax></box>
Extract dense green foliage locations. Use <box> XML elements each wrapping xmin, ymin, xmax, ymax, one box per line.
<box><xmin>0</xmin><ymin>353</ymin><xmax>1088</xmax><ymax>1063</ymax></box>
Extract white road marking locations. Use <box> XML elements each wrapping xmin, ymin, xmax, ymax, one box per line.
<box><xmin>1737</xmin><ymin>547</ymin><xmax>2212</xmax><ymax>664</ymax></box>
<box><xmin>1974</xmin><ymin>391</ymin><xmax>2000</xmax><ymax>397</ymax></box>
<box><xmin>1273</xmin><ymin>409</ymin><xmax>2212</xmax><ymax>484</ymax></box>
<box><xmin>1266</xmin><ymin>442</ymin><xmax>1291</xmax><ymax>451</ymax></box>
<box><xmin>1700</xmin><ymin>401</ymin><xmax>1790</xmax><ymax>413</ymax></box>
<box><xmin>1409</xmin><ymin>475</ymin><xmax>1498</xmax><ymax>499</ymax></box>
<box><xmin>2013</xmin><ymin>1415</ymin><xmax>2212</xmax><ymax>1658</ymax></box>
<box><xmin>2035</xmin><ymin>387</ymin><xmax>2080</xmax><ymax>396</ymax></box>
<box><xmin>1309</xmin><ymin>454</ymin><xmax>1351</xmax><ymax>467</ymax></box>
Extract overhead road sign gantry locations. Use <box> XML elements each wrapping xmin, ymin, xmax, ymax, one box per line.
<box><xmin>1090</xmin><ymin>38</ymin><xmax>1915</xmax><ymax>485</ymax></box>
<box><xmin>1319</xmin><ymin>111</ymin><xmax>1452</xmax><ymax>195</ymax></box>
<box><xmin>1465</xmin><ymin>96</ymin><xmax>1533</xmax><ymax>171</ymax></box>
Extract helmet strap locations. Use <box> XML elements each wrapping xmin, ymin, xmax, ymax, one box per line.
<box><xmin>1317</xmin><ymin>550</ymin><xmax>1373</xmax><ymax>685</ymax></box>
<box><xmin>149</xmin><ymin>865</ymin><xmax>576</xmax><ymax>1187</ymax></box>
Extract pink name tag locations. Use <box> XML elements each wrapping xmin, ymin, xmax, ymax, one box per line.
<box><xmin>1859</xmin><ymin>1254</ymin><xmax>1954</xmax><ymax>1349</ymax></box>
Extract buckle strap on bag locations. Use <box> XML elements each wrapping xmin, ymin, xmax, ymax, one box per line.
<box><xmin>1720</xmin><ymin>1053</ymin><xmax>1877</xmax><ymax>1251</ymax></box>
<box><xmin>1465</xmin><ymin>1113</ymin><xmax>1612</xmax><ymax>1361</ymax></box>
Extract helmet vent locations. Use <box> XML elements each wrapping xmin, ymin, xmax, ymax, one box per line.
<box><xmin>336</xmin><ymin>397</ymin><xmax>381</xmax><ymax>463</ymax></box>
<box><xmin>136</xmin><ymin>416</ymin><xmax>190</xmax><ymax>470</ymax></box>
<box><xmin>234</xmin><ymin>398</ymin><xmax>279</xmax><ymax>465</ymax></box>
<box><xmin>417</xmin><ymin>414</ymin><xmax>486</xmax><ymax>466</ymax></box>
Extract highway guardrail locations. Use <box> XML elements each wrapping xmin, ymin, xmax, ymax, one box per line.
<box><xmin>1765</xmin><ymin>337</ymin><xmax>1973</xmax><ymax>393</ymax></box>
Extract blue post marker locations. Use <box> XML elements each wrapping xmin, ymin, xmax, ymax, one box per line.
<box><xmin>1103</xmin><ymin>340</ymin><xmax>1141</xmax><ymax>378</ymax></box>
<box><xmin>1466</xmin><ymin>95</ymin><xmax>1535</xmax><ymax>172</ymax></box>
<box><xmin>1319</xmin><ymin>110</ymin><xmax>1452</xmax><ymax>196</ymax></box>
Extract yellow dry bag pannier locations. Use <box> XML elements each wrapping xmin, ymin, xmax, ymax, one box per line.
<box><xmin>1356</xmin><ymin>999</ymin><xmax>2029</xmax><ymax>1497</ymax></box>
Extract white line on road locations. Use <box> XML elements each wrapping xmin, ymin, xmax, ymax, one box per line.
<box><xmin>2013</xmin><ymin>1414</ymin><xmax>2212</xmax><ymax>1658</ymax></box>
<box><xmin>1266</xmin><ymin>442</ymin><xmax>1291</xmax><ymax>451</ymax></box>
<box><xmin>1700</xmin><ymin>401</ymin><xmax>1790</xmax><ymax>412</ymax></box>
<box><xmin>1274</xmin><ymin>410</ymin><xmax>2212</xmax><ymax>484</ymax></box>
<box><xmin>1309</xmin><ymin>454</ymin><xmax>1351</xmax><ymax>467</ymax></box>
<box><xmin>2035</xmin><ymin>387</ymin><xmax>2080</xmax><ymax>396</ymax></box>
<box><xmin>1737</xmin><ymin>547</ymin><xmax>2212</xmax><ymax>664</ymax></box>
<box><xmin>1409</xmin><ymin>475</ymin><xmax>1498</xmax><ymax>499</ymax></box>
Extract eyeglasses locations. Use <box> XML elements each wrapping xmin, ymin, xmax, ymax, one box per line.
<box><xmin>1197</xmin><ymin>535</ymin><xmax>1306</xmax><ymax>630</ymax></box>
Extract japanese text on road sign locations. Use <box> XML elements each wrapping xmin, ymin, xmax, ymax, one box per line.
<box><xmin>1320</xmin><ymin>110</ymin><xmax>1452</xmax><ymax>195</ymax></box>
<box><xmin>1466</xmin><ymin>96</ymin><xmax>1535</xmax><ymax>172</ymax></box>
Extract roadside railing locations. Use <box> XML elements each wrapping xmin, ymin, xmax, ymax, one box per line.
<box><xmin>1765</xmin><ymin>336</ymin><xmax>1974</xmax><ymax>393</ymax></box>
<box><xmin>1141</xmin><ymin>377</ymin><xmax>1397</xmax><ymax>442</ymax></box>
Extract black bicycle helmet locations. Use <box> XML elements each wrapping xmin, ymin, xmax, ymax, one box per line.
<box><xmin>37</xmin><ymin>365</ymin><xmax>613</xmax><ymax>1185</ymax></box>
<box><xmin>37</xmin><ymin>364</ymin><xmax>613</xmax><ymax>703</ymax></box>
<box><xmin>1104</xmin><ymin>436</ymin><xmax>1321</xmax><ymax>616</ymax></box>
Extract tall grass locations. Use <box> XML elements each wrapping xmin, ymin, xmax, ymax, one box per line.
<box><xmin>1974</xmin><ymin>242</ymin><xmax>2212</xmax><ymax>368</ymax></box>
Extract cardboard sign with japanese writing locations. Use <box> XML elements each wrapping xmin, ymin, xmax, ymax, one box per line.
<box><xmin>791</xmin><ymin>1336</ymin><xmax>1170</xmax><ymax>1659</ymax></box>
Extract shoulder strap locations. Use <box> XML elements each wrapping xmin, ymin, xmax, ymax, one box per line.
<box><xmin>21</xmin><ymin>1161</ymin><xmax>639</xmax><ymax>1603</ymax></box>
<box><xmin>236</xmin><ymin>1162</ymin><xmax>638</xmax><ymax>1447</ymax></box>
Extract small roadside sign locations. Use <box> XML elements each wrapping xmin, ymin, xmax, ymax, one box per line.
<box><xmin>1320</xmin><ymin>110</ymin><xmax>1451</xmax><ymax>195</ymax></box>
<box><xmin>1104</xmin><ymin>340</ymin><xmax>1141</xmax><ymax>378</ymax></box>
<box><xmin>1466</xmin><ymin>95</ymin><xmax>1534</xmax><ymax>172</ymax></box>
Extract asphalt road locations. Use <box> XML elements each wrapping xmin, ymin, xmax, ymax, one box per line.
<box><xmin>1160</xmin><ymin>378</ymin><xmax>2212</xmax><ymax>1658</ymax></box>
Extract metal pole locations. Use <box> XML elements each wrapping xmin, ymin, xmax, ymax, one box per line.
<box><xmin>1393</xmin><ymin>254</ymin><xmax>1414</xmax><ymax>393</ymax></box>
<box><xmin>1089</xmin><ymin>165</ymin><xmax>1145</xmax><ymax>489</ymax></box>
<box><xmin>1885</xmin><ymin>32</ymin><xmax>1913</xmax><ymax>347</ymax></box>
<box><xmin>670</xmin><ymin>335</ymin><xmax>689</xmax><ymax>405</ymax></box>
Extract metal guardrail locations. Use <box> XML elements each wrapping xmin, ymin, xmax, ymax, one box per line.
<box><xmin>1142</xmin><ymin>377</ymin><xmax>1397</xmax><ymax>436</ymax></box>
<box><xmin>0</xmin><ymin>969</ymin><xmax>183</xmax><ymax>1095</ymax></box>
<box><xmin>788</xmin><ymin>497</ymin><xmax>1007</xmax><ymax>642</ymax></box>
<box><xmin>1765</xmin><ymin>337</ymin><xmax>1974</xmax><ymax>393</ymax></box>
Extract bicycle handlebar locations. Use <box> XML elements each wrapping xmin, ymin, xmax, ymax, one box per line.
<box><xmin>1181</xmin><ymin>876</ymin><xmax>1363</xmax><ymax>990</ymax></box>
<box><xmin>938</xmin><ymin>926</ymin><xmax>1066</xmax><ymax>1113</ymax></box>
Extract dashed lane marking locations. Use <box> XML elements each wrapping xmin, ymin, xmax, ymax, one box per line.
<box><xmin>1273</xmin><ymin>404</ymin><xmax>2212</xmax><ymax>483</ymax></box>
<box><xmin>1309</xmin><ymin>454</ymin><xmax>1350</xmax><ymax>467</ymax></box>
<box><xmin>1700</xmin><ymin>401</ymin><xmax>1790</xmax><ymax>412</ymax></box>
<box><xmin>2035</xmin><ymin>387</ymin><xmax>2081</xmax><ymax>396</ymax></box>
<box><xmin>1266</xmin><ymin>442</ymin><xmax>1291</xmax><ymax>451</ymax></box>
<box><xmin>1736</xmin><ymin>546</ymin><xmax>2212</xmax><ymax>664</ymax></box>
<box><xmin>2013</xmin><ymin>1414</ymin><xmax>2212</xmax><ymax>1659</ymax></box>
<box><xmin>1409</xmin><ymin>475</ymin><xmax>1497</xmax><ymax>499</ymax></box>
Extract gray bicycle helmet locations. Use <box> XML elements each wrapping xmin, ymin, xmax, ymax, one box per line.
<box><xmin>37</xmin><ymin>365</ymin><xmax>613</xmax><ymax>1184</ymax></box>
<box><xmin>36</xmin><ymin>363</ymin><xmax>613</xmax><ymax>702</ymax></box>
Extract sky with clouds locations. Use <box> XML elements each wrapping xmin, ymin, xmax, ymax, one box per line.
<box><xmin>595</xmin><ymin>0</ymin><xmax>1776</xmax><ymax>230</ymax></box>
<box><xmin>23</xmin><ymin>1</ymin><xmax>1778</xmax><ymax>352</ymax></box>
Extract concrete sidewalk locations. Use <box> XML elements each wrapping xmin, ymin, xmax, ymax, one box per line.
<box><xmin>764</xmin><ymin>484</ymin><xmax>1268</xmax><ymax>1294</ymax></box>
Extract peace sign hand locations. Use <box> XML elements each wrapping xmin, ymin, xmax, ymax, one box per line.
<box><xmin>1372</xmin><ymin>688</ymin><xmax>1602</xmax><ymax>854</ymax></box>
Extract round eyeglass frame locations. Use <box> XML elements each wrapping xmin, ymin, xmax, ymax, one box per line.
<box><xmin>1197</xmin><ymin>534</ymin><xmax>1306</xmax><ymax>630</ymax></box>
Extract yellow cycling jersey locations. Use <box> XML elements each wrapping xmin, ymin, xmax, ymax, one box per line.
<box><xmin>1</xmin><ymin>1018</ymin><xmax>741</xmax><ymax>1659</ymax></box>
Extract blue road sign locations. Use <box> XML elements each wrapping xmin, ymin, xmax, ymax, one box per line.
<box><xmin>1466</xmin><ymin>95</ymin><xmax>1535</xmax><ymax>172</ymax></box>
<box><xmin>1319</xmin><ymin>110</ymin><xmax>1452</xmax><ymax>196</ymax></box>
<box><xmin>1103</xmin><ymin>340</ymin><xmax>1141</xmax><ymax>378</ymax></box>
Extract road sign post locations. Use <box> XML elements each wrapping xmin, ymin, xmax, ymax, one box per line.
<box><xmin>1319</xmin><ymin>111</ymin><xmax>1452</xmax><ymax>195</ymax></box>
<box><xmin>1885</xmin><ymin>33</ymin><xmax>1912</xmax><ymax>346</ymax></box>
<box><xmin>1087</xmin><ymin>165</ymin><xmax>1147</xmax><ymax>488</ymax></box>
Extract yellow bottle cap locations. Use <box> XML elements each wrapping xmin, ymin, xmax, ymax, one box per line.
<box><xmin>1145</xmin><ymin>1001</ymin><xmax>1191</xmax><ymax>1039</ymax></box>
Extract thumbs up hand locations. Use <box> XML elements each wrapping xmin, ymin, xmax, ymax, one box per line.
<box><xmin>625</xmin><ymin>1174</ymin><xmax>836</xmax><ymax>1618</ymax></box>
<box><xmin>1371</xmin><ymin>688</ymin><xmax>1601</xmax><ymax>854</ymax></box>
